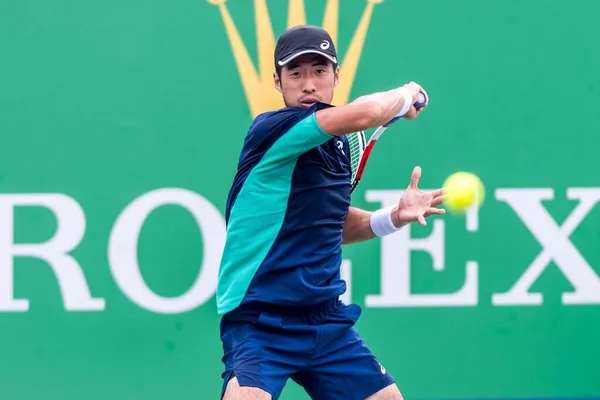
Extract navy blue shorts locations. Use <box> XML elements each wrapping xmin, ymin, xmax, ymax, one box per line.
<box><xmin>219</xmin><ymin>299</ymin><xmax>396</xmax><ymax>399</ymax></box>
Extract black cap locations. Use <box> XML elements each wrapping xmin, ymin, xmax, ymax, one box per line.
<box><xmin>274</xmin><ymin>25</ymin><xmax>338</xmax><ymax>68</ymax></box>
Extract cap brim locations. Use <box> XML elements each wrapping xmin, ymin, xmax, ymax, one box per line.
<box><xmin>277</xmin><ymin>50</ymin><xmax>337</xmax><ymax>66</ymax></box>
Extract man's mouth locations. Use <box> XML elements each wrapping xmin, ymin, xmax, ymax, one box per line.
<box><xmin>300</xmin><ymin>97</ymin><xmax>319</xmax><ymax>106</ymax></box>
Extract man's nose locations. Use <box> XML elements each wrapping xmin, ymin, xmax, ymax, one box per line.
<box><xmin>302</xmin><ymin>78</ymin><xmax>316</xmax><ymax>93</ymax></box>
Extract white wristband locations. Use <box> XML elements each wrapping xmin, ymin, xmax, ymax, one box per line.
<box><xmin>370</xmin><ymin>206</ymin><xmax>401</xmax><ymax>237</ymax></box>
<box><xmin>390</xmin><ymin>87</ymin><xmax>413</xmax><ymax>117</ymax></box>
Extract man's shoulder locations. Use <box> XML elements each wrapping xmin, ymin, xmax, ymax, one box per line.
<box><xmin>250</xmin><ymin>103</ymin><xmax>334</xmax><ymax>133</ymax></box>
<box><xmin>252</xmin><ymin>106</ymin><xmax>307</xmax><ymax>125</ymax></box>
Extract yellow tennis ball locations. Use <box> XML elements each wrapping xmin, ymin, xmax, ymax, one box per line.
<box><xmin>442</xmin><ymin>171</ymin><xmax>485</xmax><ymax>213</ymax></box>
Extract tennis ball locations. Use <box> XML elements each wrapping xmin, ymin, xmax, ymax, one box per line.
<box><xmin>442</xmin><ymin>171</ymin><xmax>485</xmax><ymax>214</ymax></box>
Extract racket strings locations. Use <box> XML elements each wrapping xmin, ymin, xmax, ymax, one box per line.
<box><xmin>347</xmin><ymin>131</ymin><xmax>366</xmax><ymax>179</ymax></box>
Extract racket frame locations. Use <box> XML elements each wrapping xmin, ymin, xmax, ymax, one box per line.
<box><xmin>350</xmin><ymin>126</ymin><xmax>387</xmax><ymax>192</ymax></box>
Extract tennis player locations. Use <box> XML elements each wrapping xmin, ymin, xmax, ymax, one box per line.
<box><xmin>217</xmin><ymin>25</ymin><xmax>445</xmax><ymax>400</ymax></box>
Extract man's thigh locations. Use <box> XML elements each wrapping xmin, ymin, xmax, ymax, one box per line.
<box><xmin>365</xmin><ymin>383</ymin><xmax>404</xmax><ymax>400</ymax></box>
<box><xmin>222</xmin><ymin>376</ymin><xmax>272</xmax><ymax>400</ymax></box>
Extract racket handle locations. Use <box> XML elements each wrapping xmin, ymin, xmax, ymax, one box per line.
<box><xmin>414</xmin><ymin>91</ymin><xmax>427</xmax><ymax>109</ymax></box>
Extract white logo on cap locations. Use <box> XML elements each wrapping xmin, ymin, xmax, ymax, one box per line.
<box><xmin>320</xmin><ymin>40</ymin><xmax>330</xmax><ymax>50</ymax></box>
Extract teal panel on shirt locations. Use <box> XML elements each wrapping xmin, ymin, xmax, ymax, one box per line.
<box><xmin>216</xmin><ymin>113</ymin><xmax>332</xmax><ymax>315</ymax></box>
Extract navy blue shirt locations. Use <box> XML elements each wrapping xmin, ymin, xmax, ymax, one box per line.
<box><xmin>216</xmin><ymin>102</ymin><xmax>352</xmax><ymax>315</ymax></box>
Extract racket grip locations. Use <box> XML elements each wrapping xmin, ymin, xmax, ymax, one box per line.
<box><xmin>414</xmin><ymin>91</ymin><xmax>427</xmax><ymax>109</ymax></box>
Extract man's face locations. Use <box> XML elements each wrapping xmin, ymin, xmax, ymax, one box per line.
<box><xmin>274</xmin><ymin>54</ymin><xmax>339</xmax><ymax>108</ymax></box>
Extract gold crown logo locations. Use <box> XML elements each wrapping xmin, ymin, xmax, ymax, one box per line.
<box><xmin>208</xmin><ymin>0</ymin><xmax>384</xmax><ymax>117</ymax></box>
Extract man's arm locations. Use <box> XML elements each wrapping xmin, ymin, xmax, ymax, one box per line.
<box><xmin>342</xmin><ymin>207</ymin><xmax>378</xmax><ymax>244</ymax></box>
<box><xmin>342</xmin><ymin>167</ymin><xmax>447</xmax><ymax>245</ymax></box>
<box><xmin>341</xmin><ymin>206</ymin><xmax>416</xmax><ymax>244</ymax></box>
<box><xmin>315</xmin><ymin>82</ymin><xmax>426</xmax><ymax>136</ymax></box>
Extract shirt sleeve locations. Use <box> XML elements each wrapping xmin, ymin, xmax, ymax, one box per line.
<box><xmin>249</xmin><ymin>102</ymin><xmax>334</xmax><ymax>162</ymax></box>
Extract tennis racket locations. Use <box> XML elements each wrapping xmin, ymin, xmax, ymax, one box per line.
<box><xmin>348</xmin><ymin>91</ymin><xmax>427</xmax><ymax>193</ymax></box>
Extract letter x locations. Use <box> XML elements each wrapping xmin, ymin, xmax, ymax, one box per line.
<box><xmin>494</xmin><ymin>188</ymin><xmax>600</xmax><ymax>305</ymax></box>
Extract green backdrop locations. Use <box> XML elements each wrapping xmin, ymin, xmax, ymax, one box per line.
<box><xmin>1</xmin><ymin>0</ymin><xmax>599</xmax><ymax>399</ymax></box>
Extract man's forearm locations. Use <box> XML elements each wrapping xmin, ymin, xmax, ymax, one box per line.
<box><xmin>314</xmin><ymin>83</ymin><xmax>420</xmax><ymax>137</ymax></box>
<box><xmin>342</xmin><ymin>204</ymin><xmax>408</xmax><ymax>244</ymax></box>
<box><xmin>342</xmin><ymin>207</ymin><xmax>377</xmax><ymax>244</ymax></box>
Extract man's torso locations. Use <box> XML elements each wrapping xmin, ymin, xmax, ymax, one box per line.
<box><xmin>216</xmin><ymin>103</ymin><xmax>353</xmax><ymax>315</ymax></box>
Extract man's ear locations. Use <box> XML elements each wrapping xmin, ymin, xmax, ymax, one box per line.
<box><xmin>273</xmin><ymin>71</ymin><xmax>283</xmax><ymax>93</ymax></box>
<box><xmin>334</xmin><ymin>65</ymin><xmax>340</xmax><ymax>87</ymax></box>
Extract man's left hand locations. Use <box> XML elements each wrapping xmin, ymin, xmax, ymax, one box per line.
<box><xmin>392</xmin><ymin>166</ymin><xmax>446</xmax><ymax>227</ymax></box>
